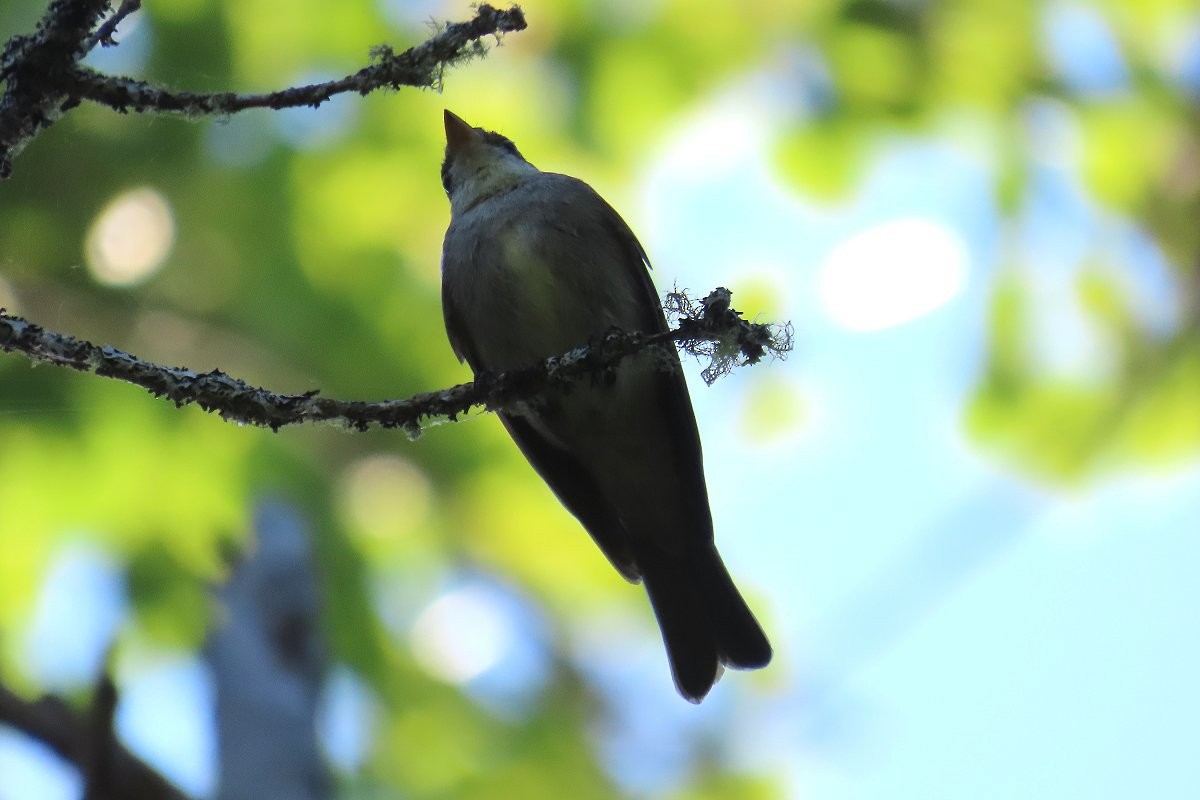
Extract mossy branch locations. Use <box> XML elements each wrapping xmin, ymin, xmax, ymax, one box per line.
<box><xmin>0</xmin><ymin>288</ymin><xmax>792</xmax><ymax>436</ymax></box>
<box><xmin>0</xmin><ymin>1</ymin><xmax>526</xmax><ymax>177</ymax></box>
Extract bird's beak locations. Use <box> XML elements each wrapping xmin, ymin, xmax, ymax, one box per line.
<box><xmin>444</xmin><ymin>110</ymin><xmax>477</xmax><ymax>155</ymax></box>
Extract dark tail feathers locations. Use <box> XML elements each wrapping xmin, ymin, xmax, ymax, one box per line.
<box><xmin>638</xmin><ymin>544</ymin><xmax>772</xmax><ymax>702</ymax></box>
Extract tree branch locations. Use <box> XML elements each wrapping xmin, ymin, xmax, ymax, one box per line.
<box><xmin>66</xmin><ymin>5</ymin><xmax>528</xmax><ymax>116</ymax></box>
<box><xmin>0</xmin><ymin>288</ymin><xmax>792</xmax><ymax>436</ymax></box>
<box><xmin>0</xmin><ymin>678</ymin><xmax>187</xmax><ymax>800</ymax></box>
<box><xmin>0</xmin><ymin>0</ymin><xmax>112</xmax><ymax>177</ymax></box>
<box><xmin>83</xmin><ymin>674</ymin><xmax>118</xmax><ymax>800</ymax></box>
<box><xmin>0</xmin><ymin>2</ymin><xmax>527</xmax><ymax>178</ymax></box>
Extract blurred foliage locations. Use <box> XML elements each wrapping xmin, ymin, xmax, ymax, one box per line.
<box><xmin>1</xmin><ymin>0</ymin><xmax>1199</xmax><ymax>796</ymax></box>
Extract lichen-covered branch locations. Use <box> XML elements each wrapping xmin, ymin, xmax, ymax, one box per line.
<box><xmin>0</xmin><ymin>289</ymin><xmax>792</xmax><ymax>436</ymax></box>
<box><xmin>65</xmin><ymin>5</ymin><xmax>528</xmax><ymax>116</ymax></box>
<box><xmin>0</xmin><ymin>1</ymin><xmax>527</xmax><ymax>178</ymax></box>
<box><xmin>0</xmin><ymin>0</ymin><xmax>112</xmax><ymax>178</ymax></box>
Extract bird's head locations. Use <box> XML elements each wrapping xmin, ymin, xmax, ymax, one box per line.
<box><xmin>441</xmin><ymin>110</ymin><xmax>537</xmax><ymax>214</ymax></box>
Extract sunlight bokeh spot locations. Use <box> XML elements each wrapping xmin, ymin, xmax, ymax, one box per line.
<box><xmin>739</xmin><ymin>374</ymin><xmax>807</xmax><ymax>447</ymax></box>
<box><xmin>113</xmin><ymin>655</ymin><xmax>215</xmax><ymax>797</ymax></box>
<box><xmin>316</xmin><ymin>666</ymin><xmax>375</xmax><ymax>771</ymax></box>
<box><xmin>337</xmin><ymin>454</ymin><xmax>432</xmax><ymax>541</ymax></box>
<box><xmin>409</xmin><ymin>586</ymin><xmax>515</xmax><ymax>684</ymax></box>
<box><xmin>23</xmin><ymin>544</ymin><xmax>126</xmax><ymax>690</ymax></box>
<box><xmin>85</xmin><ymin>187</ymin><xmax>175</xmax><ymax>286</ymax></box>
<box><xmin>0</xmin><ymin>728</ymin><xmax>80</xmax><ymax>800</ymax></box>
<box><xmin>818</xmin><ymin>217</ymin><xmax>968</xmax><ymax>331</ymax></box>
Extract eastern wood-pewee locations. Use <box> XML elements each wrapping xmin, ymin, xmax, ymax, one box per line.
<box><xmin>439</xmin><ymin>110</ymin><xmax>771</xmax><ymax>701</ymax></box>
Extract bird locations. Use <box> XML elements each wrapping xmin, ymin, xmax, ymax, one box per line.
<box><xmin>439</xmin><ymin>109</ymin><xmax>771</xmax><ymax>702</ymax></box>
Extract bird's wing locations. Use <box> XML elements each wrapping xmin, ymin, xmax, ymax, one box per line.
<box><xmin>441</xmin><ymin>276</ymin><xmax>474</xmax><ymax>365</ymax></box>
<box><xmin>526</xmin><ymin>175</ymin><xmax>716</xmax><ymax>553</ymax></box>
<box><xmin>588</xmin><ymin>186</ymin><xmax>716</xmax><ymax>547</ymax></box>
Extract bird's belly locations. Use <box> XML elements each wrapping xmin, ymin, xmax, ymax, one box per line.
<box><xmin>463</xmin><ymin>229</ymin><xmax>613</xmax><ymax>371</ymax></box>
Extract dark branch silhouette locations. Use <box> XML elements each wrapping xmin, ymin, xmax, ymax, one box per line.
<box><xmin>1</xmin><ymin>288</ymin><xmax>793</xmax><ymax>435</ymax></box>
<box><xmin>86</xmin><ymin>0</ymin><xmax>141</xmax><ymax>51</ymax></box>
<box><xmin>0</xmin><ymin>678</ymin><xmax>187</xmax><ymax>800</ymax></box>
<box><xmin>0</xmin><ymin>1</ymin><xmax>527</xmax><ymax>177</ymax></box>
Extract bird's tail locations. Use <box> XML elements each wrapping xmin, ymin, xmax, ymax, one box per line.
<box><xmin>638</xmin><ymin>544</ymin><xmax>772</xmax><ymax>702</ymax></box>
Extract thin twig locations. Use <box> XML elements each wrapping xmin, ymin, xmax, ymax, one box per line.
<box><xmin>0</xmin><ymin>2</ymin><xmax>526</xmax><ymax>178</ymax></box>
<box><xmin>85</xmin><ymin>0</ymin><xmax>142</xmax><ymax>51</ymax></box>
<box><xmin>0</xmin><ymin>0</ymin><xmax>112</xmax><ymax>177</ymax></box>
<box><xmin>68</xmin><ymin>5</ymin><xmax>528</xmax><ymax>116</ymax></box>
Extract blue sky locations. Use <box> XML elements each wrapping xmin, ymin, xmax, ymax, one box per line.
<box><xmin>633</xmin><ymin>16</ymin><xmax>1200</xmax><ymax>795</ymax></box>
